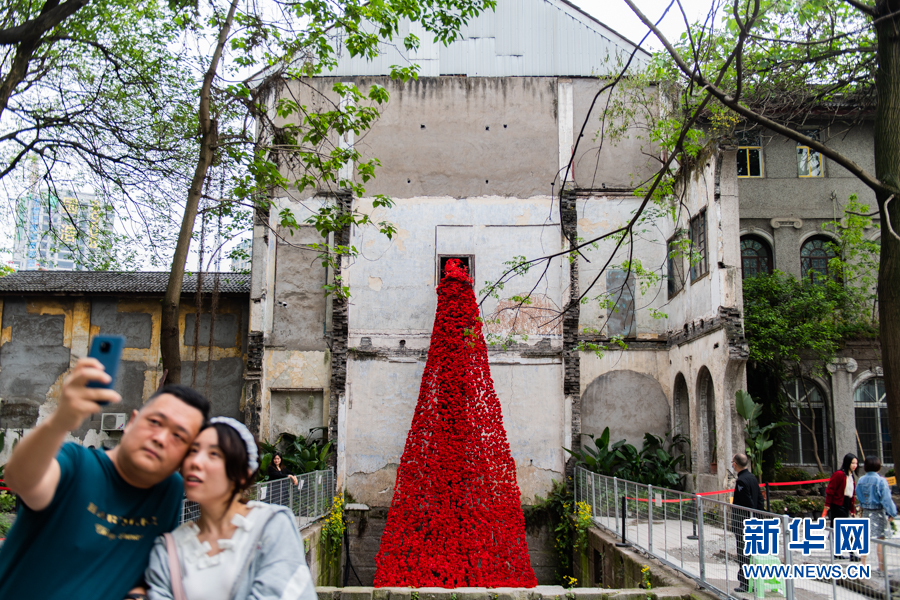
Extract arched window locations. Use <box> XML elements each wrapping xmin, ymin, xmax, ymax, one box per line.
<box><xmin>697</xmin><ymin>368</ymin><xmax>716</xmax><ymax>473</ymax></box>
<box><xmin>740</xmin><ymin>236</ymin><xmax>773</xmax><ymax>279</ymax></box>
<box><xmin>800</xmin><ymin>236</ymin><xmax>837</xmax><ymax>281</ymax></box>
<box><xmin>782</xmin><ymin>379</ymin><xmax>827</xmax><ymax>466</ymax></box>
<box><xmin>673</xmin><ymin>374</ymin><xmax>691</xmax><ymax>471</ymax></box>
<box><xmin>855</xmin><ymin>378</ymin><xmax>891</xmax><ymax>465</ymax></box>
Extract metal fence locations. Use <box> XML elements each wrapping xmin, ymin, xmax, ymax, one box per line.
<box><xmin>180</xmin><ymin>468</ymin><xmax>335</xmax><ymax>529</ymax></box>
<box><xmin>574</xmin><ymin>466</ymin><xmax>899</xmax><ymax>600</ymax></box>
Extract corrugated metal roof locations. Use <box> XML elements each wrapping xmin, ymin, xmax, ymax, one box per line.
<box><xmin>321</xmin><ymin>0</ymin><xmax>649</xmax><ymax>78</ymax></box>
<box><xmin>0</xmin><ymin>271</ymin><xmax>250</xmax><ymax>295</ymax></box>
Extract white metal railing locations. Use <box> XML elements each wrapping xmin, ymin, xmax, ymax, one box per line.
<box><xmin>574</xmin><ymin>466</ymin><xmax>898</xmax><ymax>600</ymax></box>
<box><xmin>180</xmin><ymin>468</ymin><xmax>335</xmax><ymax>529</ymax></box>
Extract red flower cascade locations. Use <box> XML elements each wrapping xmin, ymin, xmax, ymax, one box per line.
<box><xmin>374</xmin><ymin>259</ymin><xmax>537</xmax><ymax>588</ymax></box>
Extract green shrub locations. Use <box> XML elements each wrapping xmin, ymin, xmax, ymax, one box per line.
<box><xmin>770</xmin><ymin>499</ymin><xmax>786</xmax><ymax>514</ymax></box>
<box><xmin>0</xmin><ymin>492</ymin><xmax>15</xmax><ymax>513</ymax></box>
<box><xmin>774</xmin><ymin>467</ymin><xmax>811</xmax><ymax>490</ymax></box>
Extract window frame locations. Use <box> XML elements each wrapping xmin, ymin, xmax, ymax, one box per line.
<box><xmin>737</xmin><ymin>133</ymin><xmax>764</xmax><ymax>178</ymax></box>
<box><xmin>800</xmin><ymin>235</ymin><xmax>838</xmax><ymax>282</ymax></box>
<box><xmin>782</xmin><ymin>378</ymin><xmax>828</xmax><ymax>467</ymax></box>
<box><xmin>667</xmin><ymin>233</ymin><xmax>686</xmax><ymax>299</ymax></box>
<box><xmin>855</xmin><ymin>377</ymin><xmax>892</xmax><ymax>466</ymax></box>
<box><xmin>797</xmin><ymin>130</ymin><xmax>824</xmax><ymax>178</ymax></box>
<box><xmin>437</xmin><ymin>254</ymin><xmax>475</xmax><ymax>286</ymax></box>
<box><xmin>690</xmin><ymin>209</ymin><xmax>709</xmax><ymax>282</ymax></box>
<box><xmin>739</xmin><ymin>235</ymin><xmax>773</xmax><ymax>279</ymax></box>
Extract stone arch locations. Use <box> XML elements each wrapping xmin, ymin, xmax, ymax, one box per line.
<box><xmin>697</xmin><ymin>366</ymin><xmax>717</xmax><ymax>473</ymax></box>
<box><xmin>581</xmin><ymin>370</ymin><xmax>669</xmax><ymax>448</ymax></box>
<box><xmin>673</xmin><ymin>372</ymin><xmax>692</xmax><ymax>471</ymax></box>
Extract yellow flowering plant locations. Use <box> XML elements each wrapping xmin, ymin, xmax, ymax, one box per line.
<box><xmin>322</xmin><ymin>494</ymin><xmax>345</xmax><ymax>559</ymax></box>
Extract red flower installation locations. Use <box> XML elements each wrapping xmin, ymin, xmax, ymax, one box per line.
<box><xmin>374</xmin><ymin>259</ymin><xmax>537</xmax><ymax>588</ymax></box>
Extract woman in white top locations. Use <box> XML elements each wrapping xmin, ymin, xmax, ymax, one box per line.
<box><xmin>145</xmin><ymin>417</ymin><xmax>317</xmax><ymax>600</ymax></box>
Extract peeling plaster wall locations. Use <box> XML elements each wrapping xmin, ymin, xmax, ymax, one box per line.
<box><xmin>262</xmin><ymin>349</ymin><xmax>331</xmax><ymax>441</ymax></box>
<box><xmin>343</xmin><ymin>356</ymin><xmax>564</xmax><ymax>506</ymax></box>
<box><xmin>283</xmin><ymin>77</ymin><xmax>560</xmax><ymax>199</ymax></box>
<box><xmin>255</xmin><ymin>77</ymin><xmax>750</xmax><ymax>516</ymax></box>
<box><xmin>575</xmin><ymin>194</ymin><xmax>669</xmax><ymax>337</ymax></box>
<box><xmin>571</xmin><ymin>80</ymin><xmax>661</xmax><ymax>189</ymax></box>
<box><xmin>0</xmin><ymin>294</ymin><xmax>248</xmax><ymax>446</ymax></box>
<box><xmin>342</xmin><ymin>195</ymin><xmax>566</xmax><ymax>342</ymax></box>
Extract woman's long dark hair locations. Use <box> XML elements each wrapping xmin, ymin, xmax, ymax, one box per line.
<box><xmin>841</xmin><ymin>453</ymin><xmax>858</xmax><ymax>475</ymax></box>
<box><xmin>209</xmin><ymin>422</ymin><xmax>260</xmax><ymax>505</ymax></box>
<box><xmin>272</xmin><ymin>452</ymin><xmax>284</xmax><ymax>470</ymax></box>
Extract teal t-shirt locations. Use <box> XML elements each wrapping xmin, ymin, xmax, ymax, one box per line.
<box><xmin>0</xmin><ymin>442</ymin><xmax>183</xmax><ymax>600</ymax></box>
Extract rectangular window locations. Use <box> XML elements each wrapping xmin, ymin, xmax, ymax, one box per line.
<box><xmin>438</xmin><ymin>255</ymin><xmax>474</xmax><ymax>284</ymax></box>
<box><xmin>606</xmin><ymin>269</ymin><xmax>636</xmax><ymax>338</ymax></box>
<box><xmin>737</xmin><ymin>133</ymin><xmax>763</xmax><ymax>177</ymax></box>
<box><xmin>667</xmin><ymin>235</ymin><xmax>685</xmax><ymax>299</ymax></box>
<box><xmin>690</xmin><ymin>210</ymin><xmax>708</xmax><ymax>281</ymax></box>
<box><xmin>797</xmin><ymin>130</ymin><xmax>824</xmax><ymax>177</ymax></box>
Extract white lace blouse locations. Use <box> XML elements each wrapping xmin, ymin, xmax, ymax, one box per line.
<box><xmin>170</xmin><ymin>502</ymin><xmax>267</xmax><ymax>600</ymax></box>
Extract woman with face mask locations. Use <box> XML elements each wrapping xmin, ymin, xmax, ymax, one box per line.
<box><xmin>145</xmin><ymin>418</ymin><xmax>317</xmax><ymax>600</ymax></box>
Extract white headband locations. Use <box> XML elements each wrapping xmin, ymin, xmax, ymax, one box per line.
<box><xmin>209</xmin><ymin>417</ymin><xmax>259</xmax><ymax>472</ymax></box>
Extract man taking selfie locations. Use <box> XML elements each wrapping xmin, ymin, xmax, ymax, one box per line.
<box><xmin>0</xmin><ymin>357</ymin><xmax>209</xmax><ymax>600</ymax></box>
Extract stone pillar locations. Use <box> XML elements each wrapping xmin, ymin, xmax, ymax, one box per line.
<box><xmin>828</xmin><ymin>357</ymin><xmax>859</xmax><ymax>466</ymax></box>
<box><xmin>770</xmin><ymin>217</ymin><xmax>803</xmax><ymax>277</ymax></box>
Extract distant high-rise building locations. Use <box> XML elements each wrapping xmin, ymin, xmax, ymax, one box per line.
<box><xmin>12</xmin><ymin>191</ymin><xmax>110</xmax><ymax>271</ymax></box>
<box><xmin>230</xmin><ymin>238</ymin><xmax>252</xmax><ymax>273</ymax></box>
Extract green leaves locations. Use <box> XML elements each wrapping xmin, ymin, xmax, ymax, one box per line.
<box><xmin>565</xmin><ymin>427</ymin><xmax>688</xmax><ymax>489</ymax></box>
<box><xmin>735</xmin><ymin>390</ymin><xmax>789</xmax><ymax>480</ymax></box>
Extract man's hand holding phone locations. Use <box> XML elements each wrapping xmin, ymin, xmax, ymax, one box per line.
<box><xmin>49</xmin><ymin>358</ymin><xmax>122</xmax><ymax>433</ymax></box>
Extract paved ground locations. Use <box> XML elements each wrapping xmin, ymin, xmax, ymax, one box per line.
<box><xmin>592</xmin><ymin>514</ymin><xmax>899</xmax><ymax>600</ymax></box>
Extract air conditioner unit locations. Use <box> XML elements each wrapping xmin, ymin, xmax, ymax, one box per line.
<box><xmin>100</xmin><ymin>413</ymin><xmax>127</xmax><ymax>432</ymax></box>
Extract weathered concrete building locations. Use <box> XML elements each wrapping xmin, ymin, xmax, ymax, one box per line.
<box><xmin>248</xmin><ymin>0</ymin><xmax>750</xmax><ymax>529</ymax></box>
<box><xmin>736</xmin><ymin>123</ymin><xmax>885</xmax><ymax>471</ymax></box>
<box><xmin>0</xmin><ymin>271</ymin><xmax>249</xmax><ymax>462</ymax></box>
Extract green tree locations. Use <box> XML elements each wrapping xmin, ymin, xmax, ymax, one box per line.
<box><xmin>623</xmin><ymin>0</ymin><xmax>900</xmax><ymax>471</ymax></box>
<box><xmin>2</xmin><ymin>0</ymin><xmax>496</xmax><ymax>383</ymax></box>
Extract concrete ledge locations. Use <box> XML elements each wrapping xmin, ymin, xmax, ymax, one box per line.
<box><xmin>314</xmin><ymin>586</ymin><xmax>702</xmax><ymax>600</ymax></box>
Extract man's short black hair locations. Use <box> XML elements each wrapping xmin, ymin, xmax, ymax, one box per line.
<box><xmin>733</xmin><ymin>453</ymin><xmax>749</xmax><ymax>468</ymax></box>
<box><xmin>146</xmin><ymin>384</ymin><xmax>210</xmax><ymax>421</ymax></box>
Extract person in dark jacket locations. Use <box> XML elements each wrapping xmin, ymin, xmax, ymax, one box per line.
<box><xmin>266</xmin><ymin>452</ymin><xmax>298</xmax><ymax>507</ymax></box>
<box><xmin>732</xmin><ymin>453</ymin><xmax>763</xmax><ymax>593</ymax></box>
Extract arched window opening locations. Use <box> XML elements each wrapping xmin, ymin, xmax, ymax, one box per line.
<box><xmin>800</xmin><ymin>236</ymin><xmax>837</xmax><ymax>282</ymax></box>
<box><xmin>855</xmin><ymin>378</ymin><xmax>891</xmax><ymax>465</ymax></box>
<box><xmin>697</xmin><ymin>368</ymin><xmax>716</xmax><ymax>473</ymax></box>
<box><xmin>782</xmin><ymin>379</ymin><xmax>827</xmax><ymax>467</ymax></box>
<box><xmin>673</xmin><ymin>374</ymin><xmax>692</xmax><ymax>471</ymax></box>
<box><xmin>740</xmin><ymin>235</ymin><xmax>773</xmax><ymax>279</ymax></box>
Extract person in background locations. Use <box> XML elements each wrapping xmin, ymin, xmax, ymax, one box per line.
<box><xmin>856</xmin><ymin>455</ymin><xmax>897</xmax><ymax>571</ymax></box>
<box><xmin>145</xmin><ymin>418</ymin><xmax>316</xmax><ymax>600</ymax></box>
<box><xmin>732</xmin><ymin>453</ymin><xmax>763</xmax><ymax>594</ymax></box>
<box><xmin>0</xmin><ymin>357</ymin><xmax>209</xmax><ymax>600</ymax></box>
<box><xmin>266</xmin><ymin>452</ymin><xmax>298</xmax><ymax>507</ymax></box>
<box><xmin>826</xmin><ymin>453</ymin><xmax>859</xmax><ymax>560</ymax></box>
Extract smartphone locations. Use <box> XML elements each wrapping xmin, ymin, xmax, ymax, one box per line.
<box><xmin>87</xmin><ymin>334</ymin><xmax>125</xmax><ymax>404</ymax></box>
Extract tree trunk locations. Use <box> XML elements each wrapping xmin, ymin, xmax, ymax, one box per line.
<box><xmin>873</xmin><ymin>2</ymin><xmax>900</xmax><ymax>470</ymax></box>
<box><xmin>159</xmin><ymin>0</ymin><xmax>239</xmax><ymax>385</ymax></box>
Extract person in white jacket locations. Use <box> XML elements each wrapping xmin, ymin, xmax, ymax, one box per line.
<box><xmin>145</xmin><ymin>417</ymin><xmax>316</xmax><ymax>600</ymax></box>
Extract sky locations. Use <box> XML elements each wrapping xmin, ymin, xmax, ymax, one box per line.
<box><xmin>574</xmin><ymin>0</ymin><xmax>719</xmax><ymax>51</ymax></box>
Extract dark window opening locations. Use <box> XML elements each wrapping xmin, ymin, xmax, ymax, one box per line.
<box><xmin>439</xmin><ymin>255</ymin><xmax>474</xmax><ymax>283</ymax></box>
<box><xmin>740</xmin><ymin>235</ymin><xmax>773</xmax><ymax>279</ymax></box>
<box><xmin>800</xmin><ymin>235</ymin><xmax>837</xmax><ymax>282</ymax></box>
<box><xmin>667</xmin><ymin>235</ymin><xmax>685</xmax><ymax>298</ymax></box>
<box><xmin>690</xmin><ymin>210</ymin><xmax>708</xmax><ymax>281</ymax></box>
<box><xmin>737</xmin><ymin>132</ymin><xmax>763</xmax><ymax>177</ymax></box>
